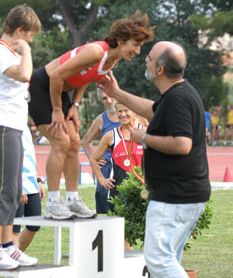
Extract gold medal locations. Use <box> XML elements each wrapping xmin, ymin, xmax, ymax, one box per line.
<box><xmin>124</xmin><ymin>159</ymin><xmax>131</xmax><ymax>167</ymax></box>
<box><xmin>140</xmin><ymin>189</ymin><xmax>149</xmax><ymax>200</ymax></box>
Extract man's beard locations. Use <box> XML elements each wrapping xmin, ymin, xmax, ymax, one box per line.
<box><xmin>107</xmin><ymin>107</ymin><xmax>116</xmax><ymax>113</ymax></box>
<box><xmin>145</xmin><ymin>69</ymin><xmax>156</xmax><ymax>82</ymax></box>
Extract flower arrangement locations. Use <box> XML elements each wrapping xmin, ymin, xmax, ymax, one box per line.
<box><xmin>108</xmin><ymin>166</ymin><xmax>213</xmax><ymax>249</ymax></box>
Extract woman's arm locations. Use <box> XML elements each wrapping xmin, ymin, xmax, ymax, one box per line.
<box><xmin>66</xmin><ymin>85</ymin><xmax>88</xmax><ymax>132</ymax></box>
<box><xmin>89</xmin><ymin>132</ymin><xmax>115</xmax><ymax>189</ymax></box>
<box><xmin>4</xmin><ymin>39</ymin><xmax>32</xmax><ymax>82</ymax></box>
<box><xmin>49</xmin><ymin>45</ymin><xmax>103</xmax><ymax>112</ymax></box>
<box><xmin>48</xmin><ymin>45</ymin><xmax>104</xmax><ymax>136</ymax></box>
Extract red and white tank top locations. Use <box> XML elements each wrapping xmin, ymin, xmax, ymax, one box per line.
<box><xmin>59</xmin><ymin>41</ymin><xmax>113</xmax><ymax>87</ymax></box>
<box><xmin>111</xmin><ymin>127</ymin><xmax>144</xmax><ymax>173</ymax></box>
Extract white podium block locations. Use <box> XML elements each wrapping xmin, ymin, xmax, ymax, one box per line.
<box><xmin>0</xmin><ymin>265</ymin><xmax>74</xmax><ymax>278</ymax></box>
<box><xmin>73</xmin><ymin>217</ymin><xmax>124</xmax><ymax>277</ymax></box>
<box><xmin>122</xmin><ymin>250</ymin><xmax>150</xmax><ymax>278</ymax></box>
<box><xmin>13</xmin><ymin>216</ymin><xmax>124</xmax><ymax>278</ymax></box>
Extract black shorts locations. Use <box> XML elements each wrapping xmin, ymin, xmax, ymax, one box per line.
<box><xmin>29</xmin><ymin>67</ymin><xmax>71</xmax><ymax>125</ymax></box>
<box><xmin>95</xmin><ymin>160</ymin><xmax>112</xmax><ymax>214</ymax></box>
<box><xmin>13</xmin><ymin>193</ymin><xmax>41</xmax><ymax>233</ymax></box>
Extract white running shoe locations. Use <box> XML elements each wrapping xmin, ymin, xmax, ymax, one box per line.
<box><xmin>68</xmin><ymin>199</ymin><xmax>97</xmax><ymax>219</ymax></box>
<box><xmin>5</xmin><ymin>245</ymin><xmax>38</xmax><ymax>266</ymax></box>
<box><xmin>45</xmin><ymin>199</ymin><xmax>76</xmax><ymax>220</ymax></box>
<box><xmin>0</xmin><ymin>248</ymin><xmax>19</xmax><ymax>270</ymax></box>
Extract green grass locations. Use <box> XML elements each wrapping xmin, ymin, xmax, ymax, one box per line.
<box><xmin>24</xmin><ymin>188</ymin><xmax>233</xmax><ymax>277</ymax></box>
<box><xmin>182</xmin><ymin>190</ymin><xmax>233</xmax><ymax>278</ymax></box>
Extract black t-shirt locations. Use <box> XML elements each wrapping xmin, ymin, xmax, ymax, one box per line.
<box><xmin>144</xmin><ymin>80</ymin><xmax>211</xmax><ymax>203</ymax></box>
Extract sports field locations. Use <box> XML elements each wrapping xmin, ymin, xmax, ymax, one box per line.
<box><xmin>35</xmin><ymin>145</ymin><xmax>233</xmax><ymax>182</ymax></box>
<box><xmin>26</xmin><ymin>145</ymin><xmax>233</xmax><ymax>277</ymax></box>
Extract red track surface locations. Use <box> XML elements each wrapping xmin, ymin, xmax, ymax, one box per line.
<box><xmin>207</xmin><ymin>146</ymin><xmax>233</xmax><ymax>181</ymax></box>
<box><xmin>35</xmin><ymin>145</ymin><xmax>233</xmax><ymax>182</ymax></box>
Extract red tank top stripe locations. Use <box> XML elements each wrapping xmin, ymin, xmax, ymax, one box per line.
<box><xmin>59</xmin><ymin>41</ymin><xmax>112</xmax><ymax>87</ymax></box>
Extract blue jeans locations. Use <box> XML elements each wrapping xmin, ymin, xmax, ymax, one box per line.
<box><xmin>144</xmin><ymin>201</ymin><xmax>205</xmax><ymax>278</ymax></box>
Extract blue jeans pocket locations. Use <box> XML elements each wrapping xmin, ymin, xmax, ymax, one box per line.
<box><xmin>175</xmin><ymin>203</ymin><xmax>205</xmax><ymax>223</ymax></box>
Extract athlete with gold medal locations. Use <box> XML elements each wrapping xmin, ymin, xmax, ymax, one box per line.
<box><xmin>89</xmin><ymin>102</ymin><xmax>147</xmax><ymax>204</ymax></box>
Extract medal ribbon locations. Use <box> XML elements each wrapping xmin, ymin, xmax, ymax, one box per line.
<box><xmin>119</xmin><ymin>127</ymin><xmax>145</xmax><ymax>185</ymax></box>
<box><xmin>119</xmin><ymin>127</ymin><xmax>131</xmax><ymax>158</ymax></box>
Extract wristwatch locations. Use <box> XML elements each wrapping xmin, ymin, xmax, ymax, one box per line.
<box><xmin>71</xmin><ymin>102</ymin><xmax>79</xmax><ymax>108</ymax></box>
<box><xmin>142</xmin><ymin>133</ymin><xmax>147</xmax><ymax>149</ymax></box>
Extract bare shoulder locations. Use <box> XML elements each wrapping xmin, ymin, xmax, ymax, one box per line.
<box><xmin>95</xmin><ymin>114</ymin><xmax>104</xmax><ymax>128</ymax></box>
<box><xmin>79</xmin><ymin>43</ymin><xmax>104</xmax><ymax>60</ymax></box>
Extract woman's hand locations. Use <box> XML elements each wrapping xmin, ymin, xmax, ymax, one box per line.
<box><xmin>48</xmin><ymin>109</ymin><xmax>68</xmax><ymax>137</ymax></box>
<box><xmin>11</xmin><ymin>39</ymin><xmax>31</xmax><ymax>55</ymax></box>
<box><xmin>38</xmin><ymin>182</ymin><xmax>46</xmax><ymax>199</ymax></box>
<box><xmin>20</xmin><ymin>192</ymin><xmax>28</xmax><ymax>205</ymax></box>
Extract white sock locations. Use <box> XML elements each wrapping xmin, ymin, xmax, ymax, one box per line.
<box><xmin>48</xmin><ymin>191</ymin><xmax>60</xmax><ymax>203</ymax></box>
<box><xmin>66</xmin><ymin>191</ymin><xmax>79</xmax><ymax>203</ymax></box>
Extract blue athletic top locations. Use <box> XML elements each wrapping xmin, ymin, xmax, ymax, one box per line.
<box><xmin>204</xmin><ymin>111</ymin><xmax>210</xmax><ymax>130</ymax></box>
<box><xmin>101</xmin><ymin>111</ymin><xmax>120</xmax><ymax>161</ymax></box>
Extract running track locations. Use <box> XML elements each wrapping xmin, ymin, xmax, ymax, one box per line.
<box><xmin>35</xmin><ymin>145</ymin><xmax>233</xmax><ymax>182</ymax></box>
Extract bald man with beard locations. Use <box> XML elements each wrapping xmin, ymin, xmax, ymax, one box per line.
<box><xmin>98</xmin><ymin>41</ymin><xmax>211</xmax><ymax>278</ymax></box>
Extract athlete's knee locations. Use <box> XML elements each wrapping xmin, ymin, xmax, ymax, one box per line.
<box><xmin>69</xmin><ymin>134</ymin><xmax>81</xmax><ymax>153</ymax></box>
<box><xmin>52</xmin><ymin>135</ymin><xmax>71</xmax><ymax>154</ymax></box>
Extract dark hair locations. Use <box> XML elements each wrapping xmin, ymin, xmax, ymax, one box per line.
<box><xmin>156</xmin><ymin>48</ymin><xmax>186</xmax><ymax>78</ymax></box>
<box><xmin>2</xmin><ymin>4</ymin><xmax>41</xmax><ymax>34</ymax></box>
<box><xmin>105</xmin><ymin>10</ymin><xmax>154</xmax><ymax>48</ymax></box>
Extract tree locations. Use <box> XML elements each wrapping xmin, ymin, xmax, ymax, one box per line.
<box><xmin>93</xmin><ymin>0</ymin><xmax>227</xmax><ymax>108</ymax></box>
<box><xmin>190</xmin><ymin>0</ymin><xmax>233</xmax><ymax>38</ymax></box>
<box><xmin>0</xmin><ymin>0</ymin><xmax>228</xmax><ymax>126</ymax></box>
<box><xmin>56</xmin><ymin>0</ymin><xmax>98</xmax><ymax>47</ymax></box>
<box><xmin>148</xmin><ymin>0</ymin><xmax>227</xmax><ymax>108</ymax></box>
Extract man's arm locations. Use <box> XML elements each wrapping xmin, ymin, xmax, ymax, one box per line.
<box><xmin>98</xmin><ymin>72</ymin><xmax>154</xmax><ymax>121</ymax></box>
<box><xmin>130</xmin><ymin>128</ymin><xmax>192</xmax><ymax>155</ymax></box>
<box><xmin>145</xmin><ymin>134</ymin><xmax>192</xmax><ymax>155</ymax></box>
<box><xmin>81</xmin><ymin>115</ymin><xmax>102</xmax><ymax>160</ymax></box>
